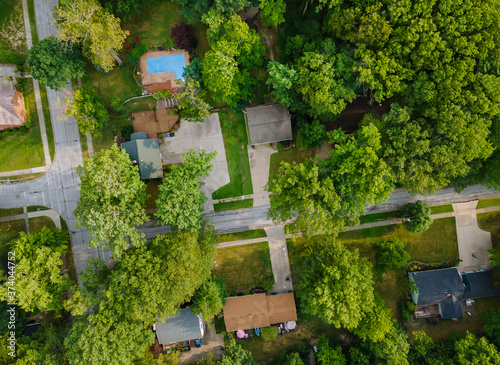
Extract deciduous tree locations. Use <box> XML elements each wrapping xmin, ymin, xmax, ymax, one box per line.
<box><xmin>295</xmin><ymin>239</ymin><xmax>375</xmax><ymax>330</ymax></box>
<box><xmin>454</xmin><ymin>332</ymin><xmax>500</xmax><ymax>365</ymax></box>
<box><xmin>260</xmin><ymin>0</ymin><xmax>286</xmax><ymax>27</ymax></box>
<box><xmin>63</xmin><ymin>86</ymin><xmax>109</xmax><ymax>135</ymax></box>
<box><xmin>174</xmin><ymin>80</ymin><xmax>211</xmax><ymax>122</ymax></box>
<box><xmin>0</xmin><ymin>227</ymin><xmax>71</xmax><ymax>313</ymax></box>
<box><xmin>54</xmin><ymin>0</ymin><xmax>128</xmax><ymax>72</ymax></box>
<box><xmin>376</xmin><ymin>238</ymin><xmax>410</xmax><ymax>271</ymax></box>
<box><xmin>156</xmin><ymin>149</ymin><xmax>216</xmax><ymax>230</ymax></box>
<box><xmin>74</xmin><ymin>144</ymin><xmax>148</xmax><ymax>258</ymax></box>
<box><xmin>191</xmin><ymin>276</ymin><xmax>228</xmax><ymax>325</ymax></box>
<box><xmin>28</xmin><ymin>36</ymin><xmax>85</xmax><ymax>91</ymax></box>
<box><xmin>401</xmin><ymin>201</ymin><xmax>433</xmax><ymax>233</ymax></box>
<box><xmin>99</xmin><ymin>0</ymin><xmax>161</xmax><ymax>21</ymax></box>
<box><xmin>170</xmin><ymin>23</ymin><xmax>197</xmax><ymax>52</ymax></box>
<box><xmin>316</xmin><ymin>335</ymin><xmax>347</xmax><ymax>364</ymax></box>
<box><xmin>266</xmin><ymin>62</ymin><xmax>299</xmax><ymax>108</ymax></box>
<box><xmin>174</xmin><ymin>0</ymin><xmax>251</xmax><ymax>24</ymax></box>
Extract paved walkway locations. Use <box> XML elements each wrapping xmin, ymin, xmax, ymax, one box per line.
<box><xmin>0</xmin><ymin>166</ymin><xmax>50</xmax><ymax>178</ymax></box>
<box><xmin>265</xmin><ymin>226</ymin><xmax>293</xmax><ymax>293</ymax></box>
<box><xmin>0</xmin><ymin>208</ymin><xmax>62</xmax><ymax>230</ymax></box>
<box><xmin>21</xmin><ymin>0</ymin><xmax>52</xmax><ymax>167</ymax></box>
<box><xmin>247</xmin><ymin>144</ymin><xmax>275</xmax><ymax>207</ymax></box>
<box><xmin>453</xmin><ymin>201</ymin><xmax>493</xmax><ymax>272</ymax></box>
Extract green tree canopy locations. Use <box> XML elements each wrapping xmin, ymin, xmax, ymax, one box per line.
<box><xmin>174</xmin><ymin>0</ymin><xmax>251</xmax><ymax>24</ymax></box>
<box><xmin>266</xmin><ymin>62</ymin><xmax>299</xmax><ymax>109</ymax></box>
<box><xmin>376</xmin><ymin>238</ymin><xmax>410</xmax><ymax>271</ymax></box>
<box><xmin>28</xmin><ymin>36</ymin><xmax>85</xmax><ymax>91</ymax></box>
<box><xmin>0</xmin><ymin>227</ymin><xmax>71</xmax><ymax>313</ymax></box>
<box><xmin>454</xmin><ymin>332</ymin><xmax>500</xmax><ymax>365</ymax></box>
<box><xmin>295</xmin><ymin>239</ymin><xmax>375</xmax><ymax>330</ymax></box>
<box><xmin>267</xmin><ymin>160</ymin><xmax>343</xmax><ymax>236</ymax></box>
<box><xmin>402</xmin><ymin>201</ymin><xmax>433</xmax><ymax>233</ymax></box>
<box><xmin>174</xmin><ymin>80</ymin><xmax>211</xmax><ymax>122</ymax></box>
<box><xmin>156</xmin><ymin>149</ymin><xmax>216</xmax><ymax>230</ymax></box>
<box><xmin>99</xmin><ymin>0</ymin><xmax>161</xmax><ymax>21</ymax></box>
<box><xmin>220</xmin><ymin>335</ymin><xmax>257</xmax><ymax>364</ymax></box>
<box><xmin>74</xmin><ymin>144</ymin><xmax>148</xmax><ymax>258</ymax></box>
<box><xmin>54</xmin><ymin>0</ymin><xmax>128</xmax><ymax>72</ymax></box>
<box><xmin>191</xmin><ymin>276</ymin><xmax>228</xmax><ymax>325</ymax></box>
<box><xmin>260</xmin><ymin>0</ymin><xmax>286</xmax><ymax>27</ymax></box>
<box><xmin>63</xmin><ymin>86</ymin><xmax>109</xmax><ymax>135</ymax></box>
<box><xmin>316</xmin><ymin>335</ymin><xmax>347</xmax><ymax>364</ymax></box>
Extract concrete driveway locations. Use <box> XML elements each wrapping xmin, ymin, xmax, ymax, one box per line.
<box><xmin>247</xmin><ymin>144</ymin><xmax>276</xmax><ymax>206</ymax></box>
<box><xmin>178</xmin><ymin>325</ymin><xmax>224</xmax><ymax>364</ymax></box>
<box><xmin>159</xmin><ymin>113</ymin><xmax>230</xmax><ymax>211</ymax></box>
<box><xmin>453</xmin><ymin>201</ymin><xmax>493</xmax><ymax>272</ymax></box>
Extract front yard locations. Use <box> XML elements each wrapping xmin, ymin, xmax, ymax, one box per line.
<box><xmin>213</xmin><ymin>241</ymin><xmax>273</xmax><ymax>294</ymax></box>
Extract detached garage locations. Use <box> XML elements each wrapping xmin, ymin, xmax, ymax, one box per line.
<box><xmin>244</xmin><ymin>104</ymin><xmax>292</xmax><ymax>145</ymax></box>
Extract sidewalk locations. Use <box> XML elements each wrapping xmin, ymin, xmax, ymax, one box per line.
<box><xmin>0</xmin><ymin>208</ymin><xmax>62</xmax><ymax>231</ymax></box>
<box><xmin>21</xmin><ymin>0</ymin><xmax>52</xmax><ymax>167</ymax></box>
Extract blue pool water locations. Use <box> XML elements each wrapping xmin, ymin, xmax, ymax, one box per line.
<box><xmin>146</xmin><ymin>54</ymin><xmax>186</xmax><ymax>79</ymax></box>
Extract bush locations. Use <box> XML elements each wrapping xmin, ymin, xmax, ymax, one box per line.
<box><xmin>261</xmin><ymin>326</ymin><xmax>279</xmax><ymax>341</ymax></box>
<box><xmin>297</xmin><ymin>117</ymin><xmax>326</xmax><ymax>149</ymax></box>
<box><xmin>24</xmin><ymin>121</ymin><xmax>32</xmax><ymax>129</ymax></box>
<box><xmin>376</xmin><ymin>238</ymin><xmax>411</xmax><ymax>271</ymax></box>
<box><xmin>153</xmin><ymin>90</ymin><xmax>172</xmax><ymax>100</ymax></box>
<box><xmin>406</xmin><ymin>301</ymin><xmax>417</xmax><ymax>312</ymax></box>
<box><xmin>163</xmin><ymin>38</ymin><xmax>174</xmax><ymax>49</ymax></box>
<box><xmin>170</xmin><ymin>23</ymin><xmax>197</xmax><ymax>52</ymax></box>
<box><xmin>262</xmin><ymin>276</ymin><xmax>275</xmax><ymax>292</ymax></box>
<box><xmin>110</xmin><ymin>96</ymin><xmax>124</xmax><ymax>112</ymax></box>
<box><xmin>0</xmin><ymin>50</ymin><xmax>24</xmax><ymax>65</ymax></box>
<box><xmin>183</xmin><ymin>55</ymin><xmax>202</xmax><ymax>82</ymax></box>
<box><xmin>121</xmin><ymin>125</ymin><xmax>134</xmax><ymax>140</ymax></box>
<box><xmin>402</xmin><ymin>201</ymin><xmax>433</xmax><ymax>233</ymax></box>
<box><xmin>126</xmin><ymin>40</ymin><xmax>148</xmax><ymax>64</ymax></box>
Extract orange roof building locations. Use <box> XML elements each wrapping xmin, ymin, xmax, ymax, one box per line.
<box><xmin>223</xmin><ymin>293</ymin><xmax>297</xmax><ymax>332</ymax></box>
<box><xmin>0</xmin><ymin>90</ymin><xmax>27</xmax><ymax>130</ymax></box>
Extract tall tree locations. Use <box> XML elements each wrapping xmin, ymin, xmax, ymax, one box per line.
<box><xmin>318</xmin><ymin>124</ymin><xmax>394</xmax><ymax>226</ymax></box>
<box><xmin>295</xmin><ymin>239</ymin><xmax>375</xmax><ymax>330</ymax></box>
<box><xmin>174</xmin><ymin>80</ymin><xmax>211</xmax><ymax>122</ymax></box>
<box><xmin>454</xmin><ymin>332</ymin><xmax>500</xmax><ymax>365</ymax></box>
<box><xmin>220</xmin><ymin>336</ymin><xmax>257</xmax><ymax>364</ymax></box>
<box><xmin>266</xmin><ymin>62</ymin><xmax>299</xmax><ymax>108</ymax></box>
<box><xmin>267</xmin><ymin>160</ymin><xmax>343</xmax><ymax>236</ymax></box>
<box><xmin>260</xmin><ymin>0</ymin><xmax>286</xmax><ymax>27</ymax></box>
<box><xmin>316</xmin><ymin>335</ymin><xmax>347</xmax><ymax>364</ymax></box>
<box><xmin>174</xmin><ymin>0</ymin><xmax>251</xmax><ymax>24</ymax></box>
<box><xmin>0</xmin><ymin>227</ymin><xmax>71</xmax><ymax>313</ymax></box>
<box><xmin>28</xmin><ymin>36</ymin><xmax>85</xmax><ymax>91</ymax></box>
<box><xmin>63</xmin><ymin>86</ymin><xmax>109</xmax><ymax>135</ymax></box>
<box><xmin>156</xmin><ymin>149</ymin><xmax>216</xmax><ymax>230</ymax></box>
<box><xmin>54</xmin><ymin>0</ymin><xmax>128</xmax><ymax>71</ymax></box>
<box><xmin>99</xmin><ymin>0</ymin><xmax>161</xmax><ymax>21</ymax></box>
<box><xmin>191</xmin><ymin>276</ymin><xmax>228</xmax><ymax>325</ymax></box>
<box><xmin>376</xmin><ymin>238</ymin><xmax>410</xmax><ymax>271</ymax></box>
<box><xmin>401</xmin><ymin>201</ymin><xmax>433</xmax><ymax>233</ymax></box>
<box><xmin>74</xmin><ymin>144</ymin><xmax>148</xmax><ymax>258</ymax></box>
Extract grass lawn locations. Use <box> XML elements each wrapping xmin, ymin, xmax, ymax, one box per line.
<box><xmin>0</xmin><ymin>208</ymin><xmax>23</xmax><ymax>217</ymax></box>
<box><xmin>477</xmin><ymin>211</ymin><xmax>500</xmax><ymax>248</ymax></box>
<box><xmin>212</xmin><ymin>111</ymin><xmax>253</xmax><ymax>199</ymax></box>
<box><xmin>249</xmin><ymin>66</ymin><xmax>269</xmax><ymax>105</ymax></box>
<box><xmin>26</xmin><ymin>206</ymin><xmax>49</xmax><ymax>213</ymax></box>
<box><xmin>216</xmin><ymin>229</ymin><xmax>267</xmax><ymax>243</ymax></box>
<box><xmin>238</xmin><ymin>313</ymin><xmax>350</xmax><ymax>364</ymax></box>
<box><xmin>213</xmin><ymin>242</ymin><xmax>273</xmax><ymax>293</ymax></box>
<box><xmin>430</xmin><ymin>204</ymin><xmax>454</xmax><ymax>214</ymax></box>
<box><xmin>213</xmin><ymin>199</ymin><xmax>253</xmax><ymax>212</ymax></box>
<box><xmin>91</xmin><ymin>117</ymin><xmax>132</xmax><ymax>154</ymax></box>
<box><xmin>0</xmin><ymin>79</ymin><xmax>45</xmax><ymax>172</ymax></box>
<box><xmin>29</xmin><ymin>216</ymin><xmax>55</xmax><ymax>233</ymax></box>
<box><xmin>359</xmin><ymin>211</ymin><xmax>401</xmax><ymax>224</ymax></box>
<box><xmin>406</xmin><ymin>296</ymin><xmax>500</xmax><ymax>343</ymax></box>
<box><xmin>268</xmin><ymin>145</ymin><xmax>315</xmax><ymax>183</ymax></box>
<box><xmin>0</xmin><ymin>219</ymin><xmax>26</xmax><ymax>245</ymax></box>
<box><xmin>477</xmin><ymin>198</ymin><xmax>500</xmax><ymax>209</ymax></box>
<box><xmin>27</xmin><ymin>0</ymin><xmax>38</xmax><ymax>44</ymax></box>
<box><xmin>39</xmin><ymin>86</ymin><xmax>55</xmax><ymax>160</ymax></box>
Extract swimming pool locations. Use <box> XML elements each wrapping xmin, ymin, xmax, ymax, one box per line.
<box><xmin>146</xmin><ymin>54</ymin><xmax>186</xmax><ymax>80</ymax></box>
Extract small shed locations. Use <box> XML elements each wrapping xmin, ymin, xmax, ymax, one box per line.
<box><xmin>155</xmin><ymin>308</ymin><xmax>204</xmax><ymax>344</ymax></box>
<box><xmin>121</xmin><ymin>134</ymin><xmax>163</xmax><ymax>180</ymax></box>
<box><xmin>244</xmin><ymin>104</ymin><xmax>292</xmax><ymax>145</ymax></box>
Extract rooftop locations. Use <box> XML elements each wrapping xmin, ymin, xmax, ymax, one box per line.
<box><xmin>121</xmin><ymin>136</ymin><xmax>163</xmax><ymax>180</ymax></box>
<box><xmin>156</xmin><ymin>308</ymin><xmax>203</xmax><ymax>344</ymax></box>
<box><xmin>245</xmin><ymin>104</ymin><xmax>292</xmax><ymax>145</ymax></box>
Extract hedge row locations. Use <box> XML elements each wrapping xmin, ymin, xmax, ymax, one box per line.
<box><xmin>0</xmin><ymin>50</ymin><xmax>24</xmax><ymax>65</ymax></box>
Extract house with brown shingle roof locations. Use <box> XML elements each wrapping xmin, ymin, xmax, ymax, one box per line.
<box><xmin>0</xmin><ymin>89</ymin><xmax>27</xmax><ymax>130</ymax></box>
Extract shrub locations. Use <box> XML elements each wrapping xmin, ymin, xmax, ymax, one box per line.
<box><xmin>126</xmin><ymin>40</ymin><xmax>148</xmax><ymax>64</ymax></box>
<box><xmin>170</xmin><ymin>23</ymin><xmax>197</xmax><ymax>52</ymax></box>
<box><xmin>0</xmin><ymin>50</ymin><xmax>24</xmax><ymax>65</ymax></box>
<box><xmin>297</xmin><ymin>117</ymin><xmax>326</xmax><ymax>149</ymax></box>
<box><xmin>110</xmin><ymin>96</ymin><xmax>124</xmax><ymax>112</ymax></box>
<box><xmin>153</xmin><ymin>90</ymin><xmax>172</xmax><ymax>100</ymax></box>
<box><xmin>376</xmin><ymin>238</ymin><xmax>411</xmax><ymax>271</ymax></box>
<box><xmin>406</xmin><ymin>301</ymin><xmax>417</xmax><ymax>312</ymax></box>
<box><xmin>183</xmin><ymin>55</ymin><xmax>202</xmax><ymax>82</ymax></box>
<box><xmin>163</xmin><ymin>38</ymin><xmax>174</xmax><ymax>49</ymax></box>
<box><xmin>24</xmin><ymin>121</ymin><xmax>32</xmax><ymax>129</ymax></box>
<box><xmin>262</xmin><ymin>276</ymin><xmax>275</xmax><ymax>292</ymax></box>
<box><xmin>261</xmin><ymin>326</ymin><xmax>279</xmax><ymax>341</ymax></box>
<box><xmin>121</xmin><ymin>125</ymin><xmax>134</xmax><ymax>140</ymax></box>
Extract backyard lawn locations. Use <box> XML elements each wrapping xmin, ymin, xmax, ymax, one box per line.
<box><xmin>29</xmin><ymin>216</ymin><xmax>56</xmax><ymax>233</ymax></box>
<box><xmin>0</xmin><ymin>79</ymin><xmax>45</xmax><ymax>172</ymax></box>
<box><xmin>477</xmin><ymin>211</ymin><xmax>500</xmax><ymax>248</ymax></box>
<box><xmin>212</xmin><ymin>111</ymin><xmax>253</xmax><ymax>199</ymax></box>
<box><xmin>213</xmin><ymin>242</ymin><xmax>273</xmax><ymax>293</ymax></box>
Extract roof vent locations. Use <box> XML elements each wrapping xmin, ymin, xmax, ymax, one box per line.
<box><xmin>445</xmin><ymin>292</ymin><xmax>451</xmax><ymax>296</ymax></box>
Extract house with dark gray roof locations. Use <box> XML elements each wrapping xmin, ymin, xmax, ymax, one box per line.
<box><xmin>244</xmin><ymin>104</ymin><xmax>292</xmax><ymax>145</ymax></box>
<box><xmin>155</xmin><ymin>307</ymin><xmax>204</xmax><ymax>345</ymax></box>
<box><xmin>121</xmin><ymin>132</ymin><xmax>163</xmax><ymax>180</ymax></box>
<box><xmin>409</xmin><ymin>268</ymin><xmax>500</xmax><ymax>320</ymax></box>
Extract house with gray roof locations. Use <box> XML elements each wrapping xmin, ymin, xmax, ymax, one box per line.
<box><xmin>409</xmin><ymin>267</ymin><xmax>500</xmax><ymax>320</ymax></box>
<box><xmin>244</xmin><ymin>104</ymin><xmax>292</xmax><ymax>145</ymax></box>
<box><xmin>121</xmin><ymin>132</ymin><xmax>163</xmax><ymax>180</ymax></box>
<box><xmin>155</xmin><ymin>307</ymin><xmax>204</xmax><ymax>345</ymax></box>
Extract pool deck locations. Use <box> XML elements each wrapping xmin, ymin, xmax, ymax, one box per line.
<box><xmin>140</xmin><ymin>50</ymin><xmax>190</xmax><ymax>86</ymax></box>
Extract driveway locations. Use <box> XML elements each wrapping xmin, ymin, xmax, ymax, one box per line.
<box><xmin>265</xmin><ymin>226</ymin><xmax>293</xmax><ymax>294</ymax></box>
<box><xmin>159</xmin><ymin>113</ymin><xmax>229</xmax><ymax>211</ymax></box>
<box><xmin>453</xmin><ymin>201</ymin><xmax>493</xmax><ymax>272</ymax></box>
<box><xmin>247</xmin><ymin>144</ymin><xmax>275</xmax><ymax>207</ymax></box>
<box><xmin>178</xmin><ymin>325</ymin><xmax>224</xmax><ymax>364</ymax></box>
